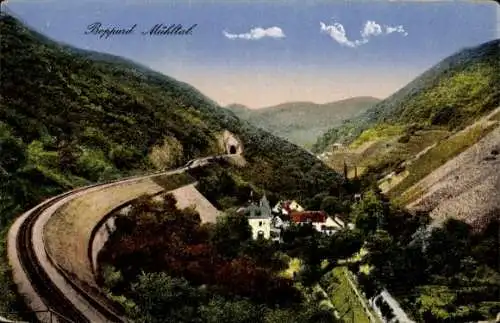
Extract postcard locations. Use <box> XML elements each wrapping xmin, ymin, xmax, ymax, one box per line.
<box><xmin>0</xmin><ymin>1</ymin><xmax>499</xmax><ymax>322</ymax></box>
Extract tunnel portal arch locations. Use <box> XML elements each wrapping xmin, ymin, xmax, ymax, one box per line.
<box><xmin>221</xmin><ymin>130</ymin><xmax>243</xmax><ymax>155</ymax></box>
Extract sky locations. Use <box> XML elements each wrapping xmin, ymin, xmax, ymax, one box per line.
<box><xmin>4</xmin><ymin>0</ymin><xmax>499</xmax><ymax>108</ymax></box>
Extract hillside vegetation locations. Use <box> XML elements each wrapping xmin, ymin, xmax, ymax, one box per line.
<box><xmin>314</xmin><ymin>39</ymin><xmax>500</xmax><ymax>154</ymax></box>
<box><xmin>314</xmin><ymin>39</ymin><xmax>500</xmax><ymax>201</ymax></box>
<box><xmin>226</xmin><ymin>97</ymin><xmax>379</xmax><ymax>148</ymax></box>
<box><xmin>0</xmin><ymin>15</ymin><xmax>344</xmax><ymax>314</ymax></box>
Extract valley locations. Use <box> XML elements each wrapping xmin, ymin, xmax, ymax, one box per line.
<box><xmin>226</xmin><ymin>97</ymin><xmax>379</xmax><ymax>149</ymax></box>
<box><xmin>1</xmin><ymin>5</ymin><xmax>499</xmax><ymax>323</ymax></box>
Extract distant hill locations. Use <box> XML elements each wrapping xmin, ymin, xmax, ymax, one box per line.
<box><xmin>226</xmin><ymin>97</ymin><xmax>379</xmax><ymax>148</ymax></box>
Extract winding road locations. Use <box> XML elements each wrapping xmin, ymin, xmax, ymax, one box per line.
<box><xmin>7</xmin><ymin>155</ymin><xmax>233</xmax><ymax>323</ymax></box>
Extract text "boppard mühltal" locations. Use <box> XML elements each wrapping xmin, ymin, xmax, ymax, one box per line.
<box><xmin>85</xmin><ymin>22</ymin><xmax>198</xmax><ymax>39</ymax></box>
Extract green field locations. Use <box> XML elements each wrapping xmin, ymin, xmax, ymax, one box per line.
<box><xmin>349</xmin><ymin>124</ymin><xmax>405</xmax><ymax>149</ymax></box>
<box><xmin>324</xmin><ymin>267</ymin><xmax>372</xmax><ymax>323</ymax></box>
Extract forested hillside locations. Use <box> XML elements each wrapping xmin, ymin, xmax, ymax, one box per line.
<box><xmin>0</xmin><ymin>14</ymin><xmax>344</xmax><ymax>313</ymax></box>
<box><xmin>313</xmin><ymin>39</ymin><xmax>500</xmax><ymax>153</ymax></box>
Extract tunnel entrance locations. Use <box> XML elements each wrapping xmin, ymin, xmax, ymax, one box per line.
<box><xmin>229</xmin><ymin>145</ymin><xmax>237</xmax><ymax>154</ymax></box>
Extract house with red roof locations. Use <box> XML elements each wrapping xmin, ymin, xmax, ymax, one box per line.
<box><xmin>290</xmin><ymin>211</ymin><xmax>345</xmax><ymax>235</ymax></box>
<box><xmin>272</xmin><ymin>200</ymin><xmax>304</xmax><ymax>215</ymax></box>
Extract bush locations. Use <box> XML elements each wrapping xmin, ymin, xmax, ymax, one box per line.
<box><xmin>108</xmin><ymin>144</ymin><xmax>142</xmax><ymax>170</ymax></box>
<box><xmin>397</xmin><ymin>134</ymin><xmax>411</xmax><ymax>143</ymax></box>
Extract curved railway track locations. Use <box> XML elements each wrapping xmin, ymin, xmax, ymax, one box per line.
<box><xmin>9</xmin><ymin>155</ymin><xmax>232</xmax><ymax>322</ymax></box>
<box><xmin>17</xmin><ymin>190</ymin><xmax>102</xmax><ymax>323</ymax></box>
<box><xmin>17</xmin><ymin>186</ymin><xmax>126</xmax><ymax>323</ymax></box>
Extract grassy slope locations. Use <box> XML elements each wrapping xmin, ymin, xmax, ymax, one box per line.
<box><xmin>324</xmin><ymin>267</ymin><xmax>372</xmax><ymax>323</ymax></box>
<box><xmin>0</xmin><ymin>15</ymin><xmax>343</xmax><ymax>314</ymax></box>
<box><xmin>226</xmin><ymin>97</ymin><xmax>379</xmax><ymax>148</ymax></box>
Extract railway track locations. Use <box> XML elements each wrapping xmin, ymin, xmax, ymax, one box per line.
<box><xmin>9</xmin><ymin>155</ymin><xmax>234</xmax><ymax>322</ymax></box>
<box><xmin>16</xmin><ymin>187</ymin><xmax>125</xmax><ymax>323</ymax></box>
<box><xmin>17</xmin><ymin>191</ymin><xmax>93</xmax><ymax>323</ymax></box>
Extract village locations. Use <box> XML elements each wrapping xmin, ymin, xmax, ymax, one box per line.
<box><xmin>236</xmin><ymin>193</ymin><xmax>356</xmax><ymax>242</ymax></box>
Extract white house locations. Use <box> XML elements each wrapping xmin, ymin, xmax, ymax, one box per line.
<box><xmin>248</xmin><ymin>215</ymin><xmax>272</xmax><ymax>240</ymax></box>
<box><xmin>241</xmin><ymin>194</ymin><xmax>278</xmax><ymax>240</ymax></box>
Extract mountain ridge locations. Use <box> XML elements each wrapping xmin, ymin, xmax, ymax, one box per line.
<box><xmin>226</xmin><ymin>96</ymin><xmax>380</xmax><ymax>148</ymax></box>
<box><xmin>227</xmin><ymin>96</ymin><xmax>380</xmax><ymax>111</ymax></box>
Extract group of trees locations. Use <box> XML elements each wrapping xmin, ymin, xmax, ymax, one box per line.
<box><xmin>279</xmin><ymin>221</ymin><xmax>364</xmax><ymax>287</ymax></box>
<box><xmin>302</xmin><ymin>192</ymin><xmax>352</xmax><ymax>215</ymax></box>
<box><xmin>192</xmin><ymin>162</ymin><xmax>360</xmax><ymax>220</ymax></box>
<box><xmin>99</xmin><ymin>194</ymin><xmax>343</xmax><ymax>322</ymax></box>
<box><xmin>127</xmin><ymin>271</ymin><xmax>338</xmax><ymax>323</ymax></box>
<box><xmin>351</xmin><ymin>191</ymin><xmax>500</xmax><ymax>322</ymax></box>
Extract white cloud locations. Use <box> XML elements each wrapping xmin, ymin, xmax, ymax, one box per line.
<box><xmin>320</xmin><ymin>20</ymin><xmax>408</xmax><ymax>48</ymax></box>
<box><xmin>385</xmin><ymin>25</ymin><xmax>409</xmax><ymax>36</ymax></box>
<box><xmin>319</xmin><ymin>22</ymin><xmax>365</xmax><ymax>48</ymax></box>
<box><xmin>223</xmin><ymin>26</ymin><xmax>285</xmax><ymax>40</ymax></box>
<box><xmin>361</xmin><ymin>20</ymin><xmax>383</xmax><ymax>38</ymax></box>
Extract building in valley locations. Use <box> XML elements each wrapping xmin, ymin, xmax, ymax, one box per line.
<box><xmin>272</xmin><ymin>200</ymin><xmax>304</xmax><ymax>216</ymax></box>
<box><xmin>290</xmin><ymin>211</ymin><xmax>345</xmax><ymax>235</ymax></box>
<box><xmin>238</xmin><ymin>194</ymin><xmax>281</xmax><ymax>241</ymax></box>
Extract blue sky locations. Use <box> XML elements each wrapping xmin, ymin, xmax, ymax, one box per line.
<box><xmin>5</xmin><ymin>0</ymin><xmax>498</xmax><ymax>108</ymax></box>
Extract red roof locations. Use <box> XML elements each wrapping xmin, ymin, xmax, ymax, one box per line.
<box><xmin>282</xmin><ymin>201</ymin><xmax>292</xmax><ymax>213</ymax></box>
<box><xmin>290</xmin><ymin>211</ymin><xmax>327</xmax><ymax>224</ymax></box>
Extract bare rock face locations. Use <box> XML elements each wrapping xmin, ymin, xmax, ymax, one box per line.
<box><xmin>407</xmin><ymin>126</ymin><xmax>500</xmax><ymax>230</ymax></box>
<box><xmin>218</xmin><ymin>130</ymin><xmax>243</xmax><ymax>155</ymax></box>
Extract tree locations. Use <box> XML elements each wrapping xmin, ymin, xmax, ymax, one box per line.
<box><xmin>210</xmin><ymin>212</ymin><xmax>252</xmax><ymax>260</ymax></box>
<box><xmin>351</xmin><ymin>190</ymin><xmax>386</xmax><ymax>236</ymax></box>
<box><xmin>265</xmin><ymin>304</ymin><xmax>339</xmax><ymax>323</ymax></box>
<box><xmin>242</xmin><ymin>239</ymin><xmax>286</xmax><ymax>272</ymax></box>
<box><xmin>130</xmin><ymin>272</ymin><xmax>204</xmax><ymax>323</ymax></box>
<box><xmin>0</xmin><ymin>127</ymin><xmax>26</xmax><ymax>174</ymax></box>
<box><xmin>365</xmin><ymin>230</ymin><xmax>396</xmax><ymax>282</ymax></box>
<box><xmin>300</xmin><ymin>303</ymin><xmax>339</xmax><ymax>323</ymax></box>
<box><xmin>199</xmin><ymin>297</ymin><xmax>265</xmax><ymax>323</ymax></box>
<box><xmin>298</xmin><ymin>263</ymin><xmax>323</xmax><ymax>287</ymax></box>
<box><xmin>357</xmin><ymin>273</ymin><xmax>380</xmax><ymax>299</ymax></box>
<box><xmin>108</xmin><ymin>144</ymin><xmax>141</xmax><ymax>169</ymax></box>
<box><xmin>304</xmin><ymin>192</ymin><xmax>329</xmax><ymax>210</ymax></box>
<box><xmin>319</xmin><ymin>229</ymin><xmax>364</xmax><ymax>274</ymax></box>
<box><xmin>320</xmin><ymin>196</ymin><xmax>342</xmax><ymax>214</ymax></box>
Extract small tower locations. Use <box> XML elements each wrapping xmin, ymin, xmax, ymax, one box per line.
<box><xmin>260</xmin><ymin>194</ymin><xmax>272</xmax><ymax>217</ymax></box>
